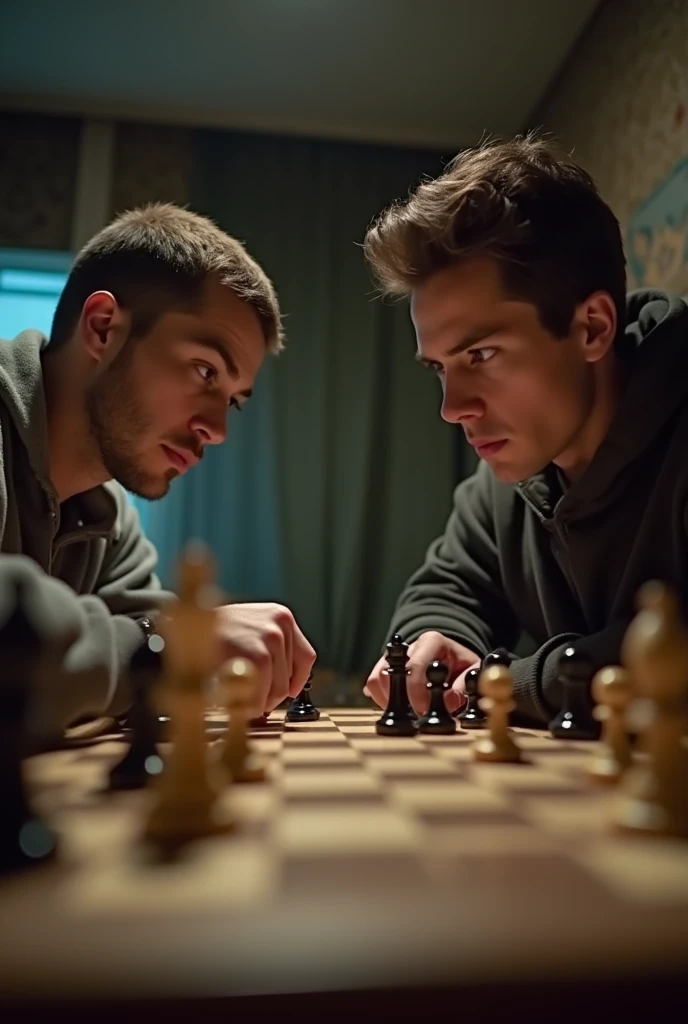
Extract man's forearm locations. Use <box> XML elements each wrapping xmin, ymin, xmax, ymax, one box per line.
<box><xmin>0</xmin><ymin>555</ymin><xmax>157</xmax><ymax>742</ymax></box>
<box><xmin>508</xmin><ymin>620</ymin><xmax>630</xmax><ymax>723</ymax></box>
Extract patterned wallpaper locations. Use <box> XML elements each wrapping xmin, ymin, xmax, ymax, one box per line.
<box><xmin>0</xmin><ymin>112</ymin><xmax>81</xmax><ymax>250</ymax></box>
<box><xmin>532</xmin><ymin>0</ymin><xmax>688</xmax><ymax>292</ymax></box>
<box><xmin>110</xmin><ymin>121</ymin><xmax>192</xmax><ymax>218</ymax></box>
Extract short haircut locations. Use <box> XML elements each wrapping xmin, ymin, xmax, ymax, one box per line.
<box><xmin>50</xmin><ymin>202</ymin><xmax>283</xmax><ymax>351</ymax></box>
<box><xmin>364</xmin><ymin>133</ymin><xmax>629</xmax><ymax>353</ymax></box>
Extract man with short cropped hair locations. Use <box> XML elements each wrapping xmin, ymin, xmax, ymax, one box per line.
<box><xmin>0</xmin><ymin>203</ymin><xmax>315</xmax><ymax>740</ymax></box>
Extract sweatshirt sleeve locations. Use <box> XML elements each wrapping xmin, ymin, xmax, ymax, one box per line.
<box><xmin>0</xmin><ymin>494</ymin><xmax>174</xmax><ymax>743</ymax></box>
<box><xmin>387</xmin><ymin>461</ymin><xmax>520</xmax><ymax>657</ymax></box>
<box><xmin>508</xmin><ymin>619</ymin><xmax>629</xmax><ymax>723</ymax></box>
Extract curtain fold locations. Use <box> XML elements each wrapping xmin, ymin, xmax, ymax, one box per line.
<box><xmin>140</xmin><ymin>127</ymin><xmax>464</xmax><ymax>675</ymax></box>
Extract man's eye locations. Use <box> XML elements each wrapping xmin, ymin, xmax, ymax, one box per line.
<box><xmin>469</xmin><ymin>347</ymin><xmax>497</xmax><ymax>364</ymax></box>
<box><xmin>229</xmin><ymin>397</ymin><xmax>244</xmax><ymax>412</ymax></box>
<box><xmin>197</xmin><ymin>364</ymin><xmax>218</xmax><ymax>383</ymax></box>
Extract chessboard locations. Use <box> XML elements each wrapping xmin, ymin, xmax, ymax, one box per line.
<box><xmin>1</xmin><ymin>708</ymin><xmax>687</xmax><ymax>1018</ymax></box>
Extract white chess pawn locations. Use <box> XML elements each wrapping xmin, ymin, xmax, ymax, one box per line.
<box><xmin>142</xmin><ymin>544</ymin><xmax>233</xmax><ymax>851</ymax></box>
<box><xmin>219</xmin><ymin>657</ymin><xmax>266</xmax><ymax>783</ymax></box>
<box><xmin>473</xmin><ymin>664</ymin><xmax>525</xmax><ymax>764</ymax></box>
<box><xmin>615</xmin><ymin>580</ymin><xmax>688</xmax><ymax>838</ymax></box>
<box><xmin>588</xmin><ymin>665</ymin><xmax>633</xmax><ymax>785</ymax></box>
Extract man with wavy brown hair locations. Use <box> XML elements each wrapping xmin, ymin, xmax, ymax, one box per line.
<box><xmin>0</xmin><ymin>203</ymin><xmax>315</xmax><ymax>742</ymax></box>
<box><xmin>363</xmin><ymin>134</ymin><xmax>688</xmax><ymax>723</ymax></box>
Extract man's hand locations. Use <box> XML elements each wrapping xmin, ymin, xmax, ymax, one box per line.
<box><xmin>214</xmin><ymin>603</ymin><xmax>316</xmax><ymax>716</ymax></box>
<box><xmin>365</xmin><ymin>631</ymin><xmax>481</xmax><ymax>715</ymax></box>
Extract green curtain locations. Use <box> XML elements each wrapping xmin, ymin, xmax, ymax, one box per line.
<box><xmin>142</xmin><ymin>127</ymin><xmax>463</xmax><ymax>676</ymax></box>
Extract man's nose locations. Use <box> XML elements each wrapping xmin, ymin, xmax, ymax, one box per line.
<box><xmin>190</xmin><ymin>409</ymin><xmax>227</xmax><ymax>446</ymax></box>
<box><xmin>440</xmin><ymin>379</ymin><xmax>484</xmax><ymax>425</ymax></box>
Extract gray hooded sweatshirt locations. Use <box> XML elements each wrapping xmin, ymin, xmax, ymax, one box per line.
<box><xmin>0</xmin><ymin>329</ymin><xmax>173</xmax><ymax>739</ymax></box>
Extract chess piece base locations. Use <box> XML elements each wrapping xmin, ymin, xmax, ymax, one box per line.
<box><xmin>587</xmin><ymin>754</ymin><xmax>624</xmax><ymax>786</ymax></box>
<box><xmin>614</xmin><ymin>797</ymin><xmax>688</xmax><ymax>838</ymax></box>
<box><xmin>143</xmin><ymin>800</ymin><xmax>235</xmax><ymax>849</ymax></box>
<box><xmin>225</xmin><ymin>752</ymin><xmax>266</xmax><ymax>784</ymax></box>
<box><xmin>458</xmin><ymin>715</ymin><xmax>487</xmax><ymax>730</ymax></box>
<box><xmin>417</xmin><ymin>715</ymin><xmax>456</xmax><ymax>735</ymax></box>
<box><xmin>286</xmin><ymin>707</ymin><xmax>321</xmax><ymax>722</ymax></box>
<box><xmin>473</xmin><ymin>736</ymin><xmax>525</xmax><ymax>763</ymax></box>
<box><xmin>375</xmin><ymin>714</ymin><xmax>416</xmax><ymax>737</ymax></box>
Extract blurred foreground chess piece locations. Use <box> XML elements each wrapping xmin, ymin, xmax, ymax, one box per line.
<box><xmin>588</xmin><ymin>665</ymin><xmax>633</xmax><ymax>785</ymax></box>
<box><xmin>220</xmin><ymin>657</ymin><xmax>266</xmax><ymax>783</ymax></box>
<box><xmin>286</xmin><ymin>674</ymin><xmax>320</xmax><ymax>722</ymax></box>
<box><xmin>417</xmin><ymin>662</ymin><xmax>456</xmax><ymax>734</ymax></box>
<box><xmin>615</xmin><ymin>580</ymin><xmax>688</xmax><ymax>838</ymax></box>
<box><xmin>108</xmin><ymin>633</ymin><xmax>165</xmax><ymax>791</ymax></box>
<box><xmin>473</xmin><ymin>664</ymin><xmax>525</xmax><ymax>763</ymax></box>
<box><xmin>376</xmin><ymin>634</ymin><xmax>416</xmax><ymax>736</ymax></box>
<box><xmin>143</xmin><ymin>542</ymin><xmax>233</xmax><ymax>851</ymax></box>
<box><xmin>549</xmin><ymin>646</ymin><xmax>599</xmax><ymax>740</ymax></box>
<box><xmin>0</xmin><ymin>579</ymin><xmax>59</xmax><ymax>874</ymax></box>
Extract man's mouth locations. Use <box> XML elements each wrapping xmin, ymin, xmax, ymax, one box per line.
<box><xmin>469</xmin><ymin>439</ymin><xmax>508</xmax><ymax>459</ymax></box>
<box><xmin>161</xmin><ymin>444</ymin><xmax>199</xmax><ymax>473</ymax></box>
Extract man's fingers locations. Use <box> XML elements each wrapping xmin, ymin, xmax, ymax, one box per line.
<box><xmin>364</xmin><ymin>656</ymin><xmax>390</xmax><ymax>709</ymax></box>
<box><xmin>262</xmin><ymin>629</ymin><xmax>291</xmax><ymax>714</ymax></box>
<box><xmin>288</xmin><ymin>620</ymin><xmax>317</xmax><ymax>697</ymax></box>
<box><xmin>365</xmin><ymin>673</ymin><xmax>389</xmax><ymax>709</ymax></box>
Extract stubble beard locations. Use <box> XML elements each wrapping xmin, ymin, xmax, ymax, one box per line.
<box><xmin>85</xmin><ymin>346</ymin><xmax>172</xmax><ymax>501</ymax></box>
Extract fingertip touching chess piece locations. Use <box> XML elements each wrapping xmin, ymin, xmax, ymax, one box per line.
<box><xmin>417</xmin><ymin>661</ymin><xmax>456</xmax><ymax>734</ymax></box>
<box><xmin>286</xmin><ymin>673</ymin><xmax>320</xmax><ymax>722</ymax></box>
<box><xmin>549</xmin><ymin>646</ymin><xmax>599</xmax><ymax>740</ymax></box>
<box><xmin>588</xmin><ymin>665</ymin><xmax>633</xmax><ymax>785</ymax></box>
<box><xmin>375</xmin><ymin>634</ymin><xmax>417</xmax><ymax>736</ymax></box>
<box><xmin>615</xmin><ymin>580</ymin><xmax>688</xmax><ymax>838</ymax></box>
<box><xmin>0</xmin><ymin>578</ymin><xmax>59</xmax><ymax>875</ymax></box>
<box><xmin>472</xmin><ymin>663</ymin><xmax>525</xmax><ymax>763</ymax></box>
<box><xmin>220</xmin><ymin>657</ymin><xmax>266</xmax><ymax>783</ymax></box>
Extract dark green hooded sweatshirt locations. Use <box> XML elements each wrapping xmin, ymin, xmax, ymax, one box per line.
<box><xmin>0</xmin><ymin>330</ymin><xmax>173</xmax><ymax>740</ymax></box>
<box><xmin>388</xmin><ymin>290</ymin><xmax>688</xmax><ymax>723</ymax></box>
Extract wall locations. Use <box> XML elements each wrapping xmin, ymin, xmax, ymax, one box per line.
<box><xmin>0</xmin><ymin>113</ymin><xmax>193</xmax><ymax>250</ymax></box>
<box><xmin>532</xmin><ymin>0</ymin><xmax>688</xmax><ymax>292</ymax></box>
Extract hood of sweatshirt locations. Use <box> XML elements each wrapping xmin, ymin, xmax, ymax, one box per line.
<box><xmin>0</xmin><ymin>330</ymin><xmax>116</xmax><ymax>534</ymax></box>
<box><xmin>517</xmin><ymin>289</ymin><xmax>688</xmax><ymax>522</ymax></box>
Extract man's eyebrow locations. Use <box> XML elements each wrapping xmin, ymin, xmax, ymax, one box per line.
<box><xmin>415</xmin><ymin>325</ymin><xmax>502</xmax><ymax>365</ymax></box>
<box><xmin>191</xmin><ymin>333</ymin><xmax>240</xmax><ymax>379</ymax></box>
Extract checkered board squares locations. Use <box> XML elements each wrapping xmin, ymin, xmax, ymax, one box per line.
<box><xmin>23</xmin><ymin>709</ymin><xmax>688</xmax><ymax>920</ymax></box>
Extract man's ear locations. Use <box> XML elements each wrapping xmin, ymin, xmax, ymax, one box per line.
<box><xmin>576</xmin><ymin>291</ymin><xmax>617</xmax><ymax>364</ymax></box>
<box><xmin>78</xmin><ymin>291</ymin><xmax>128</xmax><ymax>364</ymax></box>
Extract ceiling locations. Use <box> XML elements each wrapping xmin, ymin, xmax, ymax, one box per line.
<box><xmin>0</xmin><ymin>0</ymin><xmax>601</xmax><ymax>150</ymax></box>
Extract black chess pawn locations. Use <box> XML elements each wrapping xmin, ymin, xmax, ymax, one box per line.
<box><xmin>0</xmin><ymin>579</ymin><xmax>59</xmax><ymax>875</ymax></box>
<box><xmin>417</xmin><ymin>662</ymin><xmax>456</xmax><ymax>735</ymax></box>
<box><xmin>457</xmin><ymin>666</ymin><xmax>486</xmax><ymax>728</ymax></box>
<box><xmin>458</xmin><ymin>648</ymin><xmax>511</xmax><ymax>726</ymax></box>
<box><xmin>108</xmin><ymin>634</ymin><xmax>165</xmax><ymax>791</ymax></box>
<box><xmin>376</xmin><ymin>634</ymin><xmax>417</xmax><ymax>736</ymax></box>
<box><xmin>548</xmin><ymin>645</ymin><xmax>600</xmax><ymax>740</ymax></box>
<box><xmin>483</xmin><ymin>647</ymin><xmax>511</xmax><ymax>671</ymax></box>
<box><xmin>286</xmin><ymin>675</ymin><xmax>320</xmax><ymax>722</ymax></box>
